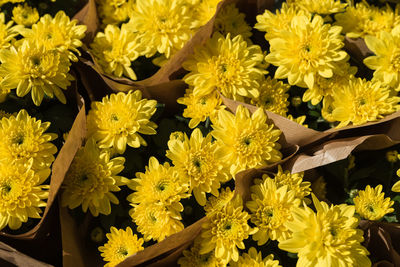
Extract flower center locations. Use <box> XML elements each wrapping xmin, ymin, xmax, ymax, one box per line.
<box><xmin>1</xmin><ymin>182</ymin><xmax>11</xmax><ymax>194</ymax></box>
<box><xmin>12</xmin><ymin>133</ymin><xmax>24</xmax><ymax>145</ymax></box>
<box><xmin>117</xmin><ymin>246</ymin><xmax>129</xmax><ymax>257</ymax></box>
<box><xmin>156</xmin><ymin>181</ymin><xmax>168</xmax><ymax>192</ymax></box>
<box><xmin>111</xmin><ymin>114</ymin><xmax>119</xmax><ymax>121</ymax></box>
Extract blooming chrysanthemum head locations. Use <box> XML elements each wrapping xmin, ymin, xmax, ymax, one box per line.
<box><xmin>303</xmin><ymin>60</ymin><xmax>357</xmax><ymax>105</ymax></box>
<box><xmin>272</xmin><ymin>165</ymin><xmax>311</xmax><ymax>201</ymax></box>
<box><xmin>334</xmin><ymin>2</ymin><xmax>399</xmax><ymax>38</ymax></box>
<box><xmin>12</xmin><ymin>4</ymin><xmax>39</xmax><ymax>27</ymax></box>
<box><xmin>91</xmin><ymin>23</ymin><xmax>143</xmax><ymax>80</ymax></box>
<box><xmin>288</xmin><ymin>0</ymin><xmax>347</xmax><ymax>15</ymax></box>
<box><xmin>214</xmin><ymin>4</ymin><xmax>252</xmax><ymax>41</ymax></box>
<box><xmin>130</xmin><ymin>202</ymin><xmax>184</xmax><ymax>242</ymax></box>
<box><xmin>326</xmin><ymin>78</ymin><xmax>400</xmax><ymax>128</ymax></box>
<box><xmin>246</xmin><ymin>177</ymin><xmax>300</xmax><ymax>245</ymax></box>
<box><xmin>61</xmin><ymin>138</ymin><xmax>127</xmax><ymax>216</ymax></box>
<box><xmin>97</xmin><ymin>0</ymin><xmax>136</xmax><ymax>26</ymax></box>
<box><xmin>0</xmin><ymin>40</ymin><xmax>74</xmax><ymax>106</ymax></box>
<box><xmin>183</xmin><ymin>33</ymin><xmax>266</xmax><ymax>100</ymax></box>
<box><xmin>364</xmin><ymin>30</ymin><xmax>400</xmax><ymax>91</ymax></box>
<box><xmin>0</xmin><ymin>160</ymin><xmax>49</xmax><ymax>231</ymax></box>
<box><xmin>166</xmin><ymin>128</ymin><xmax>230</xmax><ymax>206</ymax></box>
<box><xmin>178</xmin><ymin>237</ymin><xmax>226</xmax><ymax>267</ymax></box>
<box><xmin>19</xmin><ymin>11</ymin><xmax>86</xmax><ymax>62</ymax></box>
<box><xmin>211</xmin><ymin>106</ymin><xmax>282</xmax><ymax>176</ymax></box>
<box><xmin>87</xmin><ymin>91</ymin><xmax>157</xmax><ymax>154</ymax></box>
<box><xmin>265</xmin><ymin>14</ymin><xmax>347</xmax><ymax>89</ymax></box>
<box><xmin>250</xmin><ymin>77</ymin><xmax>290</xmax><ymax>116</ymax></box>
<box><xmin>354</xmin><ymin>185</ymin><xmax>394</xmax><ymax>221</ymax></box>
<box><xmin>177</xmin><ymin>88</ymin><xmax>223</xmax><ymax>129</ymax></box>
<box><xmin>127</xmin><ymin>156</ymin><xmax>190</xmax><ymax>216</ymax></box>
<box><xmin>0</xmin><ymin>0</ymin><xmax>24</xmax><ymax>6</ymax></box>
<box><xmin>99</xmin><ymin>226</ymin><xmax>144</xmax><ymax>267</ymax></box>
<box><xmin>279</xmin><ymin>194</ymin><xmax>371</xmax><ymax>267</ymax></box>
<box><xmin>200</xmin><ymin>195</ymin><xmax>256</xmax><ymax>263</ymax></box>
<box><xmin>0</xmin><ymin>109</ymin><xmax>57</xmax><ymax>172</ymax></box>
<box><xmin>127</xmin><ymin>0</ymin><xmax>193</xmax><ymax>58</ymax></box>
<box><xmin>255</xmin><ymin>3</ymin><xmax>309</xmax><ymax>41</ymax></box>
<box><xmin>229</xmin><ymin>247</ymin><xmax>281</xmax><ymax>267</ymax></box>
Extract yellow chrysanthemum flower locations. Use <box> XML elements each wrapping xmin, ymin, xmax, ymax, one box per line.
<box><xmin>178</xmin><ymin>237</ymin><xmax>226</xmax><ymax>267</ymax></box>
<box><xmin>214</xmin><ymin>4</ymin><xmax>252</xmax><ymax>42</ymax></box>
<box><xmin>265</xmin><ymin>14</ymin><xmax>348</xmax><ymax>89</ymax></box>
<box><xmin>250</xmin><ymin>77</ymin><xmax>290</xmax><ymax>116</ymax></box>
<box><xmin>0</xmin><ymin>13</ymin><xmax>22</xmax><ymax>50</ymax></box>
<box><xmin>127</xmin><ymin>0</ymin><xmax>193</xmax><ymax>58</ymax></box>
<box><xmin>0</xmin><ymin>109</ymin><xmax>57</xmax><ymax>172</ymax></box>
<box><xmin>12</xmin><ymin>4</ymin><xmax>39</xmax><ymax>27</ymax></box>
<box><xmin>204</xmin><ymin>187</ymin><xmax>235</xmax><ymax>215</ymax></box>
<box><xmin>247</xmin><ymin>177</ymin><xmax>300</xmax><ymax>245</ymax></box>
<box><xmin>354</xmin><ymin>185</ymin><xmax>394</xmax><ymax>221</ymax></box>
<box><xmin>324</xmin><ymin>78</ymin><xmax>400</xmax><ymax>128</ymax></box>
<box><xmin>255</xmin><ymin>3</ymin><xmax>309</xmax><ymax>41</ymax></box>
<box><xmin>61</xmin><ymin>139</ymin><xmax>127</xmax><ymax>216</ymax></box>
<box><xmin>200</xmin><ymin>195</ymin><xmax>256</xmax><ymax>263</ymax></box>
<box><xmin>20</xmin><ymin>11</ymin><xmax>87</xmax><ymax>62</ymax></box>
<box><xmin>166</xmin><ymin>128</ymin><xmax>230</xmax><ymax>206</ymax></box>
<box><xmin>364</xmin><ymin>29</ymin><xmax>400</xmax><ymax>91</ymax></box>
<box><xmin>334</xmin><ymin>2</ymin><xmax>399</xmax><ymax>38</ymax></box>
<box><xmin>0</xmin><ymin>160</ymin><xmax>49</xmax><ymax>231</ymax></box>
<box><xmin>229</xmin><ymin>247</ymin><xmax>281</xmax><ymax>267</ymax></box>
<box><xmin>91</xmin><ymin>23</ymin><xmax>144</xmax><ymax>80</ymax></box>
<box><xmin>177</xmin><ymin>88</ymin><xmax>223</xmax><ymax>129</ymax></box>
<box><xmin>87</xmin><ymin>91</ymin><xmax>157</xmax><ymax>154</ymax></box>
<box><xmin>386</xmin><ymin>150</ymin><xmax>398</xmax><ymax>163</ymax></box>
<box><xmin>279</xmin><ymin>195</ymin><xmax>371</xmax><ymax>267</ymax></box>
<box><xmin>127</xmin><ymin>157</ymin><xmax>190</xmax><ymax>216</ymax></box>
<box><xmin>130</xmin><ymin>202</ymin><xmax>184</xmax><ymax>242</ymax></box>
<box><xmin>99</xmin><ymin>226</ymin><xmax>144</xmax><ymax>267</ymax></box>
<box><xmin>97</xmin><ymin>0</ymin><xmax>136</xmax><ymax>26</ymax></box>
<box><xmin>271</xmin><ymin>165</ymin><xmax>311</xmax><ymax>201</ymax></box>
<box><xmin>288</xmin><ymin>0</ymin><xmax>347</xmax><ymax>15</ymax></box>
<box><xmin>183</xmin><ymin>33</ymin><xmax>266</xmax><ymax>100</ymax></box>
<box><xmin>303</xmin><ymin>61</ymin><xmax>357</xmax><ymax>105</ymax></box>
<box><xmin>0</xmin><ymin>40</ymin><xmax>74</xmax><ymax>106</ymax></box>
<box><xmin>211</xmin><ymin>106</ymin><xmax>282</xmax><ymax>176</ymax></box>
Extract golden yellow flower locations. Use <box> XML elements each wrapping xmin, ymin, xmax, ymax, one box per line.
<box><xmin>183</xmin><ymin>33</ymin><xmax>266</xmax><ymax>100</ymax></box>
<box><xmin>354</xmin><ymin>185</ymin><xmax>394</xmax><ymax>221</ymax></box>
<box><xmin>130</xmin><ymin>201</ymin><xmax>184</xmax><ymax>242</ymax></box>
<box><xmin>200</xmin><ymin>195</ymin><xmax>256</xmax><ymax>263</ymax></box>
<box><xmin>247</xmin><ymin>177</ymin><xmax>300</xmax><ymax>245</ymax></box>
<box><xmin>250</xmin><ymin>77</ymin><xmax>290</xmax><ymax>116</ymax></box>
<box><xmin>87</xmin><ymin>91</ymin><xmax>157</xmax><ymax>154</ymax></box>
<box><xmin>0</xmin><ymin>40</ymin><xmax>73</xmax><ymax>106</ymax></box>
<box><xmin>0</xmin><ymin>13</ymin><xmax>23</xmax><ymax>49</ymax></box>
<box><xmin>214</xmin><ymin>4</ymin><xmax>252</xmax><ymax>42</ymax></box>
<box><xmin>288</xmin><ymin>0</ymin><xmax>347</xmax><ymax>15</ymax></box>
<box><xmin>178</xmin><ymin>88</ymin><xmax>223</xmax><ymax>129</ymax></box>
<box><xmin>271</xmin><ymin>165</ymin><xmax>311</xmax><ymax>201</ymax></box>
<box><xmin>127</xmin><ymin>0</ymin><xmax>194</xmax><ymax>58</ymax></box>
<box><xmin>279</xmin><ymin>195</ymin><xmax>371</xmax><ymax>267</ymax></box>
<box><xmin>91</xmin><ymin>23</ymin><xmax>143</xmax><ymax>80</ymax></box>
<box><xmin>20</xmin><ymin>11</ymin><xmax>87</xmax><ymax>62</ymax></box>
<box><xmin>204</xmin><ymin>187</ymin><xmax>235</xmax><ymax>215</ymax></box>
<box><xmin>334</xmin><ymin>2</ymin><xmax>399</xmax><ymax>38</ymax></box>
<box><xmin>99</xmin><ymin>226</ymin><xmax>144</xmax><ymax>267</ymax></box>
<box><xmin>211</xmin><ymin>106</ymin><xmax>282</xmax><ymax>176</ymax></box>
<box><xmin>229</xmin><ymin>247</ymin><xmax>281</xmax><ymax>267</ymax></box>
<box><xmin>166</xmin><ymin>128</ymin><xmax>230</xmax><ymax>206</ymax></box>
<box><xmin>0</xmin><ymin>0</ymin><xmax>23</xmax><ymax>7</ymax></box>
<box><xmin>364</xmin><ymin>29</ymin><xmax>400</xmax><ymax>91</ymax></box>
<box><xmin>0</xmin><ymin>109</ymin><xmax>57</xmax><ymax>172</ymax></box>
<box><xmin>255</xmin><ymin>3</ymin><xmax>309</xmax><ymax>41</ymax></box>
<box><xmin>191</xmin><ymin>0</ymin><xmax>222</xmax><ymax>27</ymax></box>
<box><xmin>0</xmin><ymin>160</ymin><xmax>49</xmax><ymax>231</ymax></box>
<box><xmin>325</xmin><ymin>78</ymin><xmax>400</xmax><ymax>128</ymax></box>
<box><xmin>265</xmin><ymin>14</ymin><xmax>348</xmax><ymax>89</ymax></box>
<box><xmin>61</xmin><ymin>139</ymin><xmax>128</xmax><ymax>216</ymax></box>
<box><xmin>12</xmin><ymin>4</ymin><xmax>39</xmax><ymax>27</ymax></box>
<box><xmin>386</xmin><ymin>150</ymin><xmax>398</xmax><ymax>163</ymax></box>
<box><xmin>97</xmin><ymin>0</ymin><xmax>136</xmax><ymax>26</ymax></box>
<box><xmin>127</xmin><ymin>157</ymin><xmax>189</xmax><ymax>216</ymax></box>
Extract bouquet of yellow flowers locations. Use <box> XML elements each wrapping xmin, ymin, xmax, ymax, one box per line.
<box><xmin>2</xmin><ymin>0</ymin><xmax>400</xmax><ymax>267</ymax></box>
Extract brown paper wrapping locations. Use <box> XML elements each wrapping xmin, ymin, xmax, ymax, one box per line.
<box><xmin>0</xmin><ymin>242</ymin><xmax>53</xmax><ymax>267</ymax></box>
